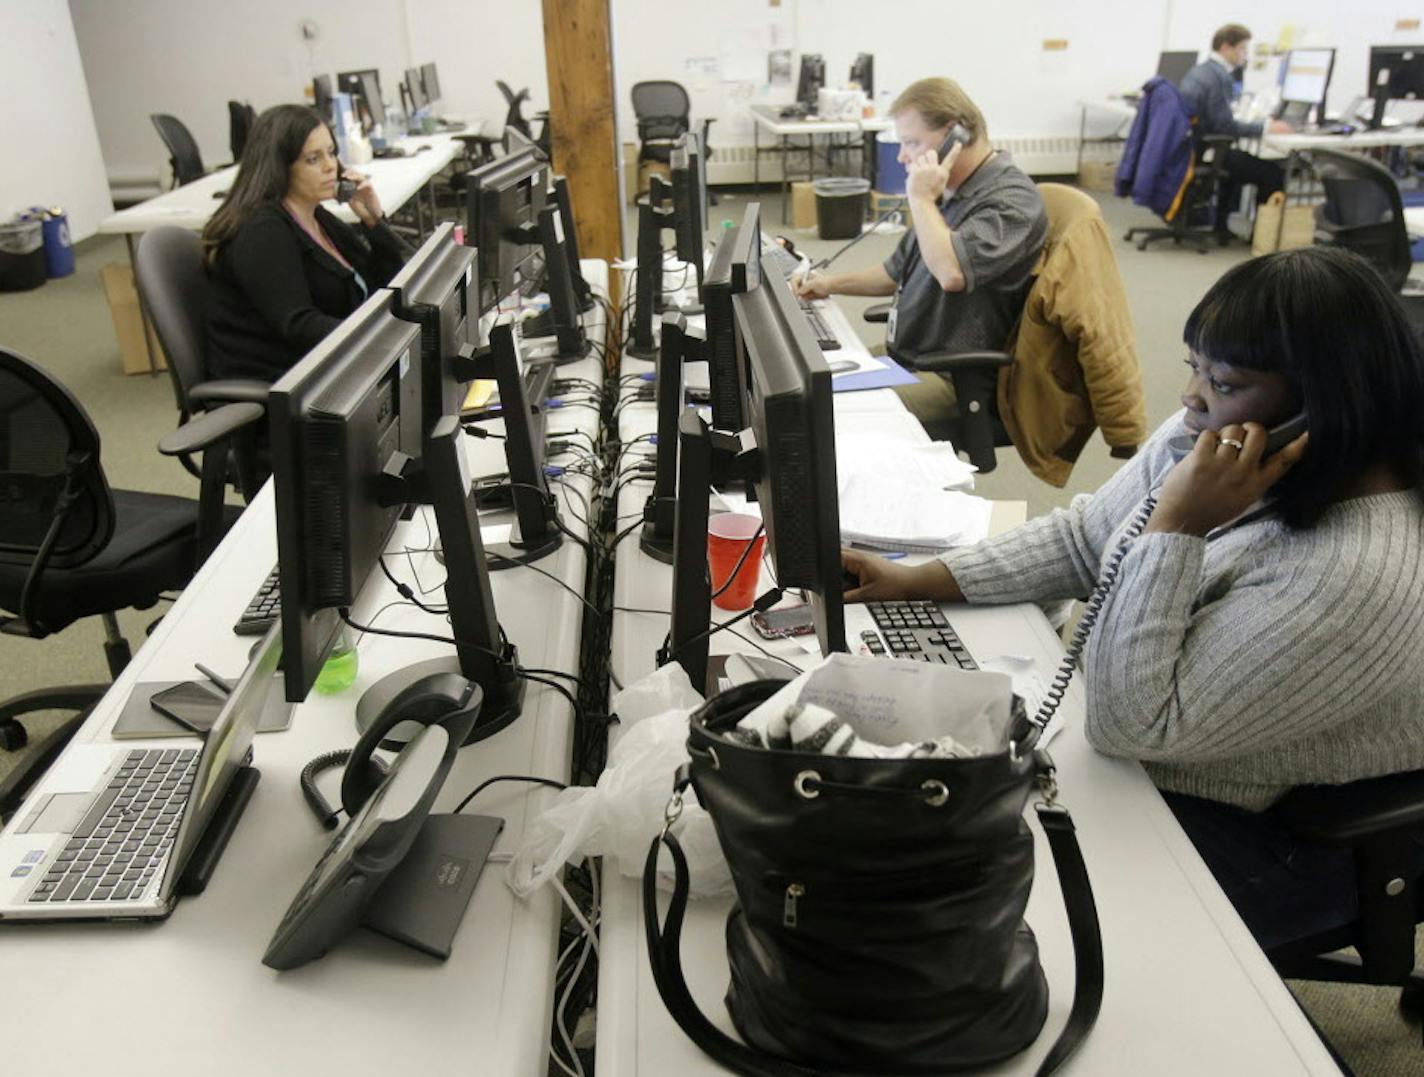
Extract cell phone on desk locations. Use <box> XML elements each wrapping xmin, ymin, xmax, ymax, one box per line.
<box><xmin>149</xmin><ymin>681</ymin><xmax>228</xmax><ymax>735</ymax></box>
<box><xmin>936</xmin><ymin>124</ymin><xmax>973</xmax><ymax>162</ymax></box>
<box><xmin>752</xmin><ymin>605</ymin><xmax>816</xmax><ymax>640</ymax></box>
<box><xmin>1167</xmin><ymin>413</ymin><xmax>1308</xmax><ymax>460</ymax></box>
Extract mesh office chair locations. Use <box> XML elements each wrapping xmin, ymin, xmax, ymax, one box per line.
<box><xmin>0</xmin><ymin>348</ymin><xmax>258</xmax><ymax>752</ymax></box>
<box><xmin>134</xmin><ymin>227</ymin><xmax>268</xmax><ymax>505</ymax></box>
<box><xmin>631</xmin><ymin>80</ymin><xmax>716</xmax><ymax>199</ymax></box>
<box><xmin>496</xmin><ymin>80</ymin><xmax>551</xmax><ymax>157</ymax></box>
<box><xmin>1312</xmin><ymin>149</ymin><xmax>1414</xmax><ymax>293</ymax></box>
<box><xmin>228</xmin><ymin>100</ymin><xmax>257</xmax><ymax>163</ymax></box>
<box><xmin>150</xmin><ymin>113</ymin><xmax>206</xmax><ymax>188</ymax></box>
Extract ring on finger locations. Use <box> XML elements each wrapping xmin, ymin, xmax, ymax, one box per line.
<box><xmin>1219</xmin><ymin>437</ymin><xmax>1245</xmax><ymax>452</ymax></box>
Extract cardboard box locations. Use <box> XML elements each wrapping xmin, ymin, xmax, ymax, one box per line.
<box><xmin>790</xmin><ymin>181</ymin><xmax>817</xmax><ymax>230</ymax></box>
<box><xmin>1077</xmin><ymin>159</ymin><xmax>1119</xmax><ymax>193</ymax></box>
<box><xmin>100</xmin><ymin>263</ymin><xmax>168</xmax><ymax>375</ymax></box>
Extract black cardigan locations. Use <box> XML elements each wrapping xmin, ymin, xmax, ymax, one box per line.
<box><xmin>205</xmin><ymin>203</ymin><xmax>412</xmax><ymax>381</ymax></box>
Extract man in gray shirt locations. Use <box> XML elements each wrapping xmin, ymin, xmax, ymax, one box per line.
<box><xmin>1177</xmin><ymin>23</ymin><xmax>1292</xmax><ymax>234</ymax></box>
<box><xmin>795</xmin><ymin>77</ymin><xmax>1047</xmax><ymax>424</ymax></box>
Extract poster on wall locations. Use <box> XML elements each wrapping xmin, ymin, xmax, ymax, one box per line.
<box><xmin>768</xmin><ymin>49</ymin><xmax>792</xmax><ymax>86</ymax></box>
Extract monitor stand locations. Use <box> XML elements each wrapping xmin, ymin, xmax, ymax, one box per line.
<box><xmin>360</xmin><ymin>417</ymin><xmax>526</xmax><ymax>748</ymax></box>
<box><xmin>640</xmin><ymin>314</ymin><xmax>703</xmax><ymax>563</ymax></box>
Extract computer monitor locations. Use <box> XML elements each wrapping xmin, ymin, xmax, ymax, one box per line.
<box><xmin>421</xmin><ymin>62</ymin><xmax>442</xmax><ymax>107</ymax></box>
<box><xmin>797</xmin><ymin>54</ymin><xmax>826</xmax><ymax>110</ymax></box>
<box><xmin>385</xmin><ymin>224</ymin><xmax>475</xmax><ymax>462</ymax></box>
<box><xmin>849</xmin><ymin>53</ymin><xmax>874</xmax><ymax>99</ymax></box>
<box><xmin>551</xmin><ymin>174</ymin><xmax>594</xmax><ymax>312</ymax></box>
<box><xmin>663</xmin><ymin>208</ymin><xmax>846</xmax><ymax>689</ymax></box>
<box><xmin>1280</xmin><ymin>47</ymin><xmax>1335</xmax><ymax>109</ymax></box>
<box><xmin>1368</xmin><ymin>45</ymin><xmax>1424</xmax><ymax>128</ymax></box>
<box><xmin>464</xmin><ymin>146</ymin><xmax>549</xmax><ymax>313</ymax></box>
<box><xmin>269</xmin><ymin>291</ymin><xmax>420</xmax><ymax>703</ymax></box>
<box><xmin>702</xmin><ymin>201</ymin><xmax>761</xmax><ymax>434</ymax></box>
<box><xmin>404</xmin><ymin>66</ymin><xmax>428</xmax><ymax>111</ymax></box>
<box><xmin>1156</xmin><ymin>50</ymin><xmax>1197</xmax><ymax>85</ymax></box>
<box><xmin>312</xmin><ymin>74</ymin><xmax>334</xmax><ymax>123</ymax></box>
<box><xmin>670</xmin><ymin>133</ymin><xmax>707</xmax><ymax>290</ymax></box>
<box><xmin>269</xmin><ymin>292</ymin><xmax>524</xmax><ymax>735</ymax></box>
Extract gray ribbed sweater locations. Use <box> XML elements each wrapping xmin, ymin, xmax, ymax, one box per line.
<box><xmin>942</xmin><ymin>414</ymin><xmax>1424</xmax><ymax>809</ymax></box>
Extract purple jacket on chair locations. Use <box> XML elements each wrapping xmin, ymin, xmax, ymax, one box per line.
<box><xmin>1114</xmin><ymin>77</ymin><xmax>1194</xmax><ymax>221</ymax></box>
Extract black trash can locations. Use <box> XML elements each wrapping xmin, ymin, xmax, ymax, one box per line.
<box><xmin>813</xmin><ymin>177</ymin><xmax>870</xmax><ymax>240</ymax></box>
<box><xmin>0</xmin><ymin>218</ymin><xmax>46</xmax><ymax>292</ymax></box>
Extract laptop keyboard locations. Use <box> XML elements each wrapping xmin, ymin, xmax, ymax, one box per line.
<box><xmin>798</xmin><ymin>300</ymin><xmax>839</xmax><ymax>350</ymax></box>
<box><xmin>860</xmin><ymin>601</ymin><xmax>979</xmax><ymax>669</ymax></box>
<box><xmin>233</xmin><ymin>565</ymin><xmax>280</xmax><ymax>636</ymax></box>
<box><xmin>27</xmin><ymin>748</ymin><xmax>199</xmax><ymax>904</ymax></box>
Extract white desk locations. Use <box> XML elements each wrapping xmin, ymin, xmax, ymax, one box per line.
<box><xmin>1075</xmin><ymin>97</ymin><xmax>1139</xmax><ymax>173</ymax></box>
<box><xmin>1263</xmin><ymin>127</ymin><xmax>1424</xmax><ymax>153</ymax></box>
<box><xmin>595</xmin><ymin>318</ymin><xmax>1342</xmax><ymax>1075</ymax></box>
<box><xmin>748</xmin><ymin>105</ymin><xmax>888</xmax><ymax>223</ymax></box>
<box><xmin>0</xmin><ymin>264</ymin><xmax>608</xmax><ymax>1076</ymax></box>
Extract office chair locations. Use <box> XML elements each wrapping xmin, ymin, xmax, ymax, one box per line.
<box><xmin>1122</xmin><ymin>134</ymin><xmax>1234</xmax><ymax>253</ymax></box>
<box><xmin>631</xmin><ymin>80</ymin><xmax>717</xmax><ymax>202</ymax></box>
<box><xmin>134</xmin><ymin>226</ymin><xmax>269</xmax><ymax>504</ymax></box>
<box><xmin>0</xmin><ymin>348</ymin><xmax>260</xmax><ymax>752</ymax></box>
<box><xmin>496</xmin><ymin>80</ymin><xmax>551</xmax><ymax>157</ymax></box>
<box><xmin>149</xmin><ymin>113</ymin><xmax>206</xmax><ymax>188</ymax></box>
<box><xmin>1312</xmin><ymin>148</ymin><xmax>1414</xmax><ymax>293</ymax></box>
<box><xmin>866</xmin><ymin>184</ymin><xmax>1144</xmax><ymax>480</ymax></box>
<box><xmin>228</xmin><ymin>100</ymin><xmax>257</xmax><ymax>163</ymax></box>
<box><xmin>1268</xmin><ymin>770</ymin><xmax>1424</xmax><ymax>1037</ymax></box>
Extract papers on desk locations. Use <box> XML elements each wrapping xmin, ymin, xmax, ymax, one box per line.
<box><xmin>836</xmin><ymin>434</ymin><xmax>986</xmax><ymax>552</ymax></box>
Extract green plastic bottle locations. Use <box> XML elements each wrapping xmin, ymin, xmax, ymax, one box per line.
<box><xmin>313</xmin><ymin>627</ymin><xmax>359</xmax><ymax>694</ymax></box>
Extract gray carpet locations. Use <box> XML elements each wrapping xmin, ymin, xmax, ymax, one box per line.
<box><xmin>1</xmin><ymin>189</ymin><xmax>1420</xmax><ymax>1072</ymax></box>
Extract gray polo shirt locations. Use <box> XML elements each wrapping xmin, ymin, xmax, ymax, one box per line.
<box><xmin>883</xmin><ymin>151</ymin><xmax>1047</xmax><ymax>358</ymax></box>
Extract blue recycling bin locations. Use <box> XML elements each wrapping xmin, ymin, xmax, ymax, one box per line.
<box><xmin>42</xmin><ymin>211</ymin><xmax>75</xmax><ymax>278</ymax></box>
<box><xmin>875</xmin><ymin>131</ymin><xmax>908</xmax><ymax>195</ymax></box>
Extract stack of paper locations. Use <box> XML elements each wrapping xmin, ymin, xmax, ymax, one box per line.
<box><xmin>838</xmin><ymin>472</ymin><xmax>992</xmax><ymax>552</ymax></box>
<box><xmin>835</xmin><ymin>433</ymin><xmax>978</xmax><ymax>493</ymax></box>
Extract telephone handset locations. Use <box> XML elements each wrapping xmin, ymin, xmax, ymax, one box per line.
<box><xmin>936</xmin><ymin>124</ymin><xmax>973</xmax><ymax>163</ymax></box>
<box><xmin>1166</xmin><ymin>413</ymin><xmax>1308</xmax><ymax>460</ymax></box>
<box><xmin>335</xmin><ymin>162</ymin><xmax>358</xmax><ymax>203</ymax></box>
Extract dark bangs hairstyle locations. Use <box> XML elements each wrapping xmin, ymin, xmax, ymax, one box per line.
<box><xmin>1183</xmin><ymin>245</ymin><xmax>1424</xmax><ymax>528</ymax></box>
<box><xmin>202</xmin><ymin>104</ymin><xmax>332</xmax><ymax>265</ymax></box>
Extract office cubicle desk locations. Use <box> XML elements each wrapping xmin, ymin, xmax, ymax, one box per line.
<box><xmin>595</xmin><ymin>295</ymin><xmax>1342</xmax><ymax>1076</ymax></box>
<box><xmin>98</xmin><ymin>132</ymin><xmax>467</xmax><ymax>373</ymax></box>
<box><xmin>0</xmin><ymin>264</ymin><xmax>604</xmax><ymax>1076</ymax></box>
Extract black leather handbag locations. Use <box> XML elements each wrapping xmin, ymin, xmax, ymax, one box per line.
<box><xmin>643</xmin><ymin>679</ymin><xmax>1103</xmax><ymax>1076</ymax></box>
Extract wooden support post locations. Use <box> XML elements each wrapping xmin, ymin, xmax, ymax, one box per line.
<box><xmin>542</xmin><ymin>0</ymin><xmax>624</xmax><ymax>362</ymax></box>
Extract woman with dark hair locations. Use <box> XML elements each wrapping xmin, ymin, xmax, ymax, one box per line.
<box><xmin>203</xmin><ymin>104</ymin><xmax>411</xmax><ymax>380</ymax></box>
<box><xmin>844</xmin><ymin>246</ymin><xmax>1424</xmax><ymax>948</ymax></box>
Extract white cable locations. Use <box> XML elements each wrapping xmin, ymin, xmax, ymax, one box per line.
<box><xmin>550</xmin><ymin>872</ymin><xmax>599</xmax><ymax>957</ymax></box>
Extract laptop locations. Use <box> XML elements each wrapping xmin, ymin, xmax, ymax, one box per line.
<box><xmin>0</xmin><ymin>626</ymin><xmax>282</xmax><ymax>922</ymax></box>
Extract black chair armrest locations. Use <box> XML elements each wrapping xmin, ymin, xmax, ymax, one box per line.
<box><xmin>863</xmin><ymin>303</ymin><xmax>891</xmax><ymax>324</ymax></box>
<box><xmin>1272</xmin><ymin>769</ymin><xmax>1424</xmax><ymax>846</ymax></box>
<box><xmin>158</xmin><ymin>402</ymin><xmax>265</xmax><ymax>458</ymax></box>
<box><xmin>189</xmin><ymin>378</ymin><xmax>270</xmax><ymax>406</ymax></box>
<box><xmin>904</xmin><ymin>349</ymin><xmax>1014</xmax><ymax>375</ymax></box>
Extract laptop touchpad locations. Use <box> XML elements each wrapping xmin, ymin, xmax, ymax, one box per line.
<box><xmin>18</xmin><ymin>793</ymin><xmax>91</xmax><ymax>835</ymax></box>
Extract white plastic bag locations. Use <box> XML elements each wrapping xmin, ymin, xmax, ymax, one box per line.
<box><xmin>506</xmin><ymin>664</ymin><xmax>734</xmax><ymax>897</ymax></box>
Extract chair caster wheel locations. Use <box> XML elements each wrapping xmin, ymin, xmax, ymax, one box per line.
<box><xmin>0</xmin><ymin>721</ymin><xmax>28</xmax><ymax>752</ymax></box>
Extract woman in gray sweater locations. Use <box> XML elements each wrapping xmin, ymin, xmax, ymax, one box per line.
<box><xmin>843</xmin><ymin>246</ymin><xmax>1424</xmax><ymax>948</ymax></box>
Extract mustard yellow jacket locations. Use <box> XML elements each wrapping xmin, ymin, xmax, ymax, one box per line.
<box><xmin>998</xmin><ymin>184</ymin><xmax>1147</xmax><ymax>486</ymax></box>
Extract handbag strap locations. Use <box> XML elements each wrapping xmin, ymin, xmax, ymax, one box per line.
<box><xmin>643</xmin><ymin>799</ymin><xmax>1104</xmax><ymax>1077</ymax></box>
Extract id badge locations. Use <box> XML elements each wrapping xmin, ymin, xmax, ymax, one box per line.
<box><xmin>887</xmin><ymin>285</ymin><xmax>900</xmax><ymax>345</ymax></box>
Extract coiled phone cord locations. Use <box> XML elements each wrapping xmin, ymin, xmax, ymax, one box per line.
<box><xmin>1031</xmin><ymin>495</ymin><xmax>1158</xmax><ymax>731</ymax></box>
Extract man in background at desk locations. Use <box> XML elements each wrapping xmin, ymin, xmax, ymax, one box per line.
<box><xmin>1178</xmin><ymin>23</ymin><xmax>1293</xmax><ymax>238</ymax></box>
<box><xmin>794</xmin><ymin>77</ymin><xmax>1046</xmax><ymax>426</ymax></box>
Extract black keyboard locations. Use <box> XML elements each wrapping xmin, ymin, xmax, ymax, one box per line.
<box><xmin>798</xmin><ymin>300</ymin><xmax>839</xmax><ymax>350</ymax></box>
<box><xmin>234</xmin><ymin>566</ymin><xmax>280</xmax><ymax>636</ymax></box>
<box><xmin>27</xmin><ymin>748</ymin><xmax>199</xmax><ymax>904</ymax></box>
<box><xmin>860</xmin><ymin>601</ymin><xmax>978</xmax><ymax>668</ymax></box>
